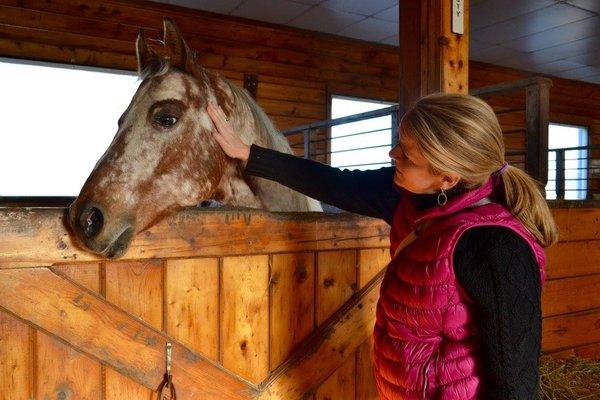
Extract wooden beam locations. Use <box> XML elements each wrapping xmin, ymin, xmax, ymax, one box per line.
<box><xmin>0</xmin><ymin>267</ymin><xmax>257</xmax><ymax>400</ymax></box>
<box><xmin>399</xmin><ymin>0</ymin><xmax>469</xmax><ymax>114</ymax></box>
<box><xmin>526</xmin><ymin>79</ymin><xmax>551</xmax><ymax>185</ymax></box>
<box><xmin>0</xmin><ymin>208</ymin><xmax>390</xmax><ymax>267</ymax></box>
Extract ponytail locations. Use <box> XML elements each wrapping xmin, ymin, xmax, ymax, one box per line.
<box><xmin>501</xmin><ymin>165</ymin><xmax>559</xmax><ymax>247</ymax></box>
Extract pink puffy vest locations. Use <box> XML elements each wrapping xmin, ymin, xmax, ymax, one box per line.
<box><xmin>372</xmin><ymin>177</ymin><xmax>546</xmax><ymax>400</ymax></box>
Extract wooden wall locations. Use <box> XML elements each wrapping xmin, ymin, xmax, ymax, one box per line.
<box><xmin>1</xmin><ymin>206</ymin><xmax>599</xmax><ymax>400</ymax></box>
<box><xmin>0</xmin><ymin>208</ymin><xmax>390</xmax><ymax>400</ymax></box>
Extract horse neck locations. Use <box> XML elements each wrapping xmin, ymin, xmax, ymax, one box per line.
<box><xmin>225</xmin><ymin>89</ymin><xmax>322</xmax><ymax>212</ymax></box>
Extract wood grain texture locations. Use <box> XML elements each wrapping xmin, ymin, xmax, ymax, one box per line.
<box><xmin>221</xmin><ymin>255</ymin><xmax>270</xmax><ymax>383</ymax></box>
<box><xmin>269</xmin><ymin>252</ymin><xmax>315</xmax><ymax>369</ymax></box>
<box><xmin>358</xmin><ymin>248</ymin><xmax>390</xmax><ymax>290</ymax></box>
<box><xmin>356</xmin><ymin>337</ymin><xmax>379</xmax><ymax>400</ymax></box>
<box><xmin>105</xmin><ymin>260</ymin><xmax>164</xmax><ymax>399</ymax></box>
<box><xmin>258</xmin><ymin>269</ymin><xmax>384</xmax><ymax>399</ymax></box>
<box><xmin>0</xmin><ymin>310</ymin><xmax>32</xmax><ymax>400</ymax></box>
<box><xmin>316</xmin><ymin>250</ymin><xmax>357</xmax><ymax>326</ymax></box>
<box><xmin>315</xmin><ymin>354</ymin><xmax>356</xmax><ymax>400</ymax></box>
<box><xmin>0</xmin><ymin>267</ymin><xmax>256</xmax><ymax>400</ymax></box>
<box><xmin>166</xmin><ymin>257</ymin><xmax>220</xmax><ymax>360</ymax></box>
<box><xmin>0</xmin><ymin>208</ymin><xmax>391</xmax><ymax>267</ymax></box>
<box><xmin>36</xmin><ymin>264</ymin><xmax>102</xmax><ymax>400</ymax></box>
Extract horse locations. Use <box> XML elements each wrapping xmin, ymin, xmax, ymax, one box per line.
<box><xmin>68</xmin><ymin>18</ymin><xmax>322</xmax><ymax>259</ymax></box>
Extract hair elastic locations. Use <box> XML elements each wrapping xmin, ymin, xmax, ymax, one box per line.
<box><xmin>497</xmin><ymin>162</ymin><xmax>509</xmax><ymax>175</ymax></box>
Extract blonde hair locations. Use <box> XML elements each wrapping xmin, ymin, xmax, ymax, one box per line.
<box><xmin>401</xmin><ymin>92</ymin><xmax>559</xmax><ymax>247</ymax></box>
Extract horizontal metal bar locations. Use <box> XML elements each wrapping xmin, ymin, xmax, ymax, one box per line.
<box><xmin>281</xmin><ymin>106</ymin><xmax>399</xmax><ymax>136</ymax></box>
<box><xmin>336</xmin><ymin>161</ymin><xmax>392</xmax><ymax>169</ymax></box>
<box><xmin>312</xmin><ymin>144</ymin><xmax>391</xmax><ymax>157</ymax></box>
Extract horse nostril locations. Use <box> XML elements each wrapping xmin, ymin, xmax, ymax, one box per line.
<box><xmin>80</xmin><ymin>207</ymin><xmax>104</xmax><ymax>238</ymax></box>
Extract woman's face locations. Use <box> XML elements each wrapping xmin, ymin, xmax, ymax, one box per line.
<box><xmin>388</xmin><ymin>130</ymin><xmax>460</xmax><ymax>194</ymax></box>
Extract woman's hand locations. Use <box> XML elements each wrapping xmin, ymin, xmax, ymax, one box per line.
<box><xmin>207</xmin><ymin>101</ymin><xmax>250</xmax><ymax>162</ymax></box>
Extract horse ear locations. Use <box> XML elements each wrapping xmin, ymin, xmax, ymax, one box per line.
<box><xmin>162</xmin><ymin>18</ymin><xmax>192</xmax><ymax>70</ymax></box>
<box><xmin>136</xmin><ymin>30</ymin><xmax>156</xmax><ymax>74</ymax></box>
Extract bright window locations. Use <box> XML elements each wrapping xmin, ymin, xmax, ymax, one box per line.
<box><xmin>546</xmin><ymin>123</ymin><xmax>588</xmax><ymax>200</ymax></box>
<box><xmin>0</xmin><ymin>58</ymin><xmax>140</xmax><ymax>197</ymax></box>
<box><xmin>330</xmin><ymin>96</ymin><xmax>395</xmax><ymax>170</ymax></box>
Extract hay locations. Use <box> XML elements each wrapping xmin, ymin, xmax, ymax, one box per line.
<box><xmin>537</xmin><ymin>356</ymin><xmax>600</xmax><ymax>400</ymax></box>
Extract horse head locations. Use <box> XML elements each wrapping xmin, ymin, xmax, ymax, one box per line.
<box><xmin>68</xmin><ymin>18</ymin><xmax>320</xmax><ymax>259</ymax></box>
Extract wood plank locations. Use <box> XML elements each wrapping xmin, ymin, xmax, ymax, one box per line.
<box><xmin>355</xmin><ymin>337</ymin><xmax>379</xmax><ymax>400</ymax></box>
<box><xmin>36</xmin><ymin>332</ymin><xmax>102</xmax><ymax>399</ymax></box>
<box><xmin>36</xmin><ymin>264</ymin><xmax>102</xmax><ymax>400</ymax></box>
<box><xmin>315</xmin><ymin>354</ymin><xmax>356</xmax><ymax>400</ymax></box>
<box><xmin>551</xmin><ymin>208</ymin><xmax>600</xmax><ymax>241</ymax></box>
<box><xmin>0</xmin><ymin>208</ymin><xmax>391</xmax><ymax>266</ymax></box>
<box><xmin>358</xmin><ymin>248</ymin><xmax>389</xmax><ymax>290</ymax></box>
<box><xmin>105</xmin><ymin>260</ymin><xmax>164</xmax><ymax>399</ymax></box>
<box><xmin>316</xmin><ymin>250</ymin><xmax>357</xmax><ymax>325</ymax></box>
<box><xmin>221</xmin><ymin>255</ymin><xmax>270</xmax><ymax>383</ymax></box>
<box><xmin>0</xmin><ymin>267</ymin><xmax>256</xmax><ymax>399</ymax></box>
<box><xmin>258</xmin><ymin>269</ymin><xmax>384</xmax><ymax>400</ymax></box>
<box><xmin>12</xmin><ymin>0</ymin><xmax>399</xmax><ymax>69</ymax></box>
<box><xmin>0</xmin><ymin>310</ymin><xmax>32</xmax><ymax>400</ymax></box>
<box><xmin>269</xmin><ymin>252</ymin><xmax>315</xmax><ymax>369</ymax></box>
<box><xmin>546</xmin><ymin>341</ymin><xmax>600</xmax><ymax>360</ymax></box>
<box><xmin>546</xmin><ymin>240</ymin><xmax>600</xmax><ymax>279</ymax></box>
<box><xmin>542</xmin><ymin>274</ymin><xmax>600</xmax><ymax>317</ymax></box>
<box><xmin>165</xmin><ymin>258</ymin><xmax>219</xmax><ymax>361</ymax></box>
<box><xmin>542</xmin><ymin>308</ymin><xmax>600</xmax><ymax>352</ymax></box>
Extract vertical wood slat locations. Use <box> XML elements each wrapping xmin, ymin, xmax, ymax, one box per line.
<box><xmin>315</xmin><ymin>355</ymin><xmax>356</xmax><ymax>400</ymax></box>
<box><xmin>221</xmin><ymin>255</ymin><xmax>270</xmax><ymax>383</ymax></box>
<box><xmin>314</xmin><ymin>250</ymin><xmax>358</xmax><ymax>397</ymax></box>
<box><xmin>356</xmin><ymin>248</ymin><xmax>390</xmax><ymax>398</ymax></box>
<box><xmin>269</xmin><ymin>252</ymin><xmax>315</xmax><ymax>369</ymax></box>
<box><xmin>356</xmin><ymin>337</ymin><xmax>379</xmax><ymax>400</ymax></box>
<box><xmin>357</xmin><ymin>249</ymin><xmax>390</xmax><ymax>290</ymax></box>
<box><xmin>104</xmin><ymin>260</ymin><xmax>164</xmax><ymax>399</ymax></box>
<box><xmin>0</xmin><ymin>309</ymin><xmax>32</xmax><ymax>400</ymax></box>
<box><xmin>35</xmin><ymin>264</ymin><xmax>102</xmax><ymax>400</ymax></box>
<box><xmin>316</xmin><ymin>250</ymin><xmax>357</xmax><ymax>326</ymax></box>
<box><xmin>165</xmin><ymin>258</ymin><xmax>219</xmax><ymax>361</ymax></box>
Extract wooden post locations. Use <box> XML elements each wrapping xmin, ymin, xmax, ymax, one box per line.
<box><xmin>399</xmin><ymin>0</ymin><xmax>469</xmax><ymax>115</ymax></box>
<box><xmin>526</xmin><ymin>80</ymin><xmax>551</xmax><ymax>186</ymax></box>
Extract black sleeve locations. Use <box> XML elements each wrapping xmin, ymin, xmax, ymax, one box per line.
<box><xmin>244</xmin><ymin>144</ymin><xmax>401</xmax><ymax>224</ymax></box>
<box><xmin>453</xmin><ymin>226</ymin><xmax>542</xmax><ymax>400</ymax></box>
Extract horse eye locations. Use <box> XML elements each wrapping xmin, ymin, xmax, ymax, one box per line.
<box><xmin>154</xmin><ymin>114</ymin><xmax>178</xmax><ymax>128</ymax></box>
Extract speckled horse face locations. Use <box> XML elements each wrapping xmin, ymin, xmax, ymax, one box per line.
<box><xmin>68</xmin><ymin>19</ymin><xmax>230</xmax><ymax>258</ymax></box>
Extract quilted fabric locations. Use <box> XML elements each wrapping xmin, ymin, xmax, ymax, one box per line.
<box><xmin>372</xmin><ymin>178</ymin><xmax>546</xmax><ymax>400</ymax></box>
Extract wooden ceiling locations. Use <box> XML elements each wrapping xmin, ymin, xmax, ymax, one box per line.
<box><xmin>158</xmin><ymin>0</ymin><xmax>600</xmax><ymax>85</ymax></box>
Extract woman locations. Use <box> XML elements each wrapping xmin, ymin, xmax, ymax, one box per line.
<box><xmin>207</xmin><ymin>93</ymin><xmax>558</xmax><ymax>399</ymax></box>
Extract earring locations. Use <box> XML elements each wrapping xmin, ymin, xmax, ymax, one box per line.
<box><xmin>437</xmin><ymin>188</ymin><xmax>447</xmax><ymax>206</ymax></box>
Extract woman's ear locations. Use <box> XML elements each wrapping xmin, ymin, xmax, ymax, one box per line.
<box><xmin>441</xmin><ymin>173</ymin><xmax>461</xmax><ymax>190</ymax></box>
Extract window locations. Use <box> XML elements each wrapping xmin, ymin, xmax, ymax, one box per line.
<box><xmin>546</xmin><ymin>123</ymin><xmax>588</xmax><ymax>200</ymax></box>
<box><xmin>330</xmin><ymin>95</ymin><xmax>395</xmax><ymax>170</ymax></box>
<box><xmin>0</xmin><ymin>58</ymin><xmax>140</xmax><ymax>197</ymax></box>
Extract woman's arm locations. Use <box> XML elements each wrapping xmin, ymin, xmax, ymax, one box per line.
<box><xmin>453</xmin><ymin>226</ymin><xmax>542</xmax><ymax>400</ymax></box>
<box><xmin>207</xmin><ymin>101</ymin><xmax>400</xmax><ymax>223</ymax></box>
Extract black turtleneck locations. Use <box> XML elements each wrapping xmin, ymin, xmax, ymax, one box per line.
<box><xmin>245</xmin><ymin>144</ymin><xmax>542</xmax><ymax>399</ymax></box>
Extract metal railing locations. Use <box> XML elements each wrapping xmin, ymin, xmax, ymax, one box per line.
<box><xmin>547</xmin><ymin>145</ymin><xmax>600</xmax><ymax>200</ymax></box>
<box><xmin>281</xmin><ymin>105</ymin><xmax>400</xmax><ymax>169</ymax></box>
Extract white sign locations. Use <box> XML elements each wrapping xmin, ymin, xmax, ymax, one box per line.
<box><xmin>452</xmin><ymin>0</ymin><xmax>464</xmax><ymax>34</ymax></box>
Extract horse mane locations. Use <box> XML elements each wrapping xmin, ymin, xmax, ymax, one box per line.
<box><xmin>224</xmin><ymin>80</ymin><xmax>294</xmax><ymax>155</ymax></box>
